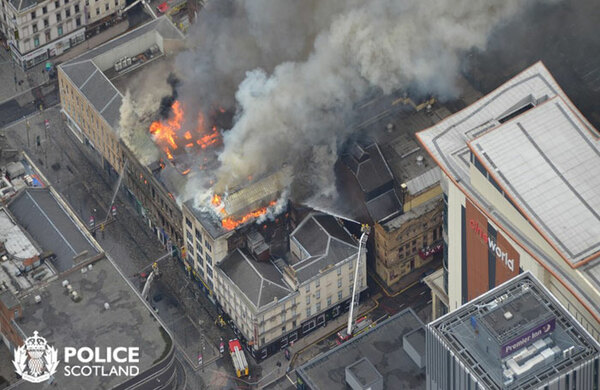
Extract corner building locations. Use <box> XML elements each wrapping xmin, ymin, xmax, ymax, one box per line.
<box><xmin>417</xmin><ymin>62</ymin><xmax>600</xmax><ymax>342</ymax></box>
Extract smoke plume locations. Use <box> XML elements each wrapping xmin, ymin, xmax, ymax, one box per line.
<box><xmin>173</xmin><ymin>0</ymin><xmax>558</xmax><ymax>207</ymax></box>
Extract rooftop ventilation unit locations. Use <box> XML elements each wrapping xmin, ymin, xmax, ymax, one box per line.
<box><xmin>34</xmin><ymin>295</ymin><xmax>42</xmax><ymax>303</ymax></box>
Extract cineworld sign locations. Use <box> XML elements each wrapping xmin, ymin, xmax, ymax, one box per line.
<box><xmin>500</xmin><ymin>317</ymin><xmax>556</xmax><ymax>358</ymax></box>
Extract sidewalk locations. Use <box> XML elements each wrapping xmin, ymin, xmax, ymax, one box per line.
<box><xmin>372</xmin><ymin>258</ymin><xmax>442</xmax><ymax>296</ymax></box>
<box><xmin>0</xmin><ymin>20</ymin><xmax>130</xmax><ymax>103</ymax></box>
<box><xmin>258</xmin><ymin>297</ymin><xmax>379</xmax><ymax>389</ymax></box>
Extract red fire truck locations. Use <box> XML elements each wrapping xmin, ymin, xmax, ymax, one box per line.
<box><xmin>228</xmin><ymin>339</ymin><xmax>249</xmax><ymax>378</ymax></box>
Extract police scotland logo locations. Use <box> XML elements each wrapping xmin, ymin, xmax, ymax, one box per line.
<box><xmin>13</xmin><ymin>331</ymin><xmax>59</xmax><ymax>383</ymax></box>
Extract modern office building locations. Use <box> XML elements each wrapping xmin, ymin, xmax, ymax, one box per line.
<box><xmin>417</xmin><ymin>61</ymin><xmax>600</xmax><ymax>342</ymax></box>
<box><xmin>427</xmin><ymin>272</ymin><xmax>600</xmax><ymax>390</ymax></box>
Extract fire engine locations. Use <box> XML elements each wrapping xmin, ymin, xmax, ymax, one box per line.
<box><xmin>228</xmin><ymin>339</ymin><xmax>248</xmax><ymax>378</ymax></box>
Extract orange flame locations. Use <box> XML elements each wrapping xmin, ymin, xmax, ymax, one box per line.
<box><xmin>211</xmin><ymin>194</ymin><xmax>222</xmax><ymax>207</ymax></box>
<box><xmin>218</xmin><ymin>200</ymin><xmax>277</xmax><ymax>230</ymax></box>
<box><xmin>149</xmin><ymin>100</ymin><xmax>221</xmax><ymax>166</ymax></box>
<box><xmin>181</xmin><ymin>169</ymin><xmax>191</xmax><ymax>175</ymax></box>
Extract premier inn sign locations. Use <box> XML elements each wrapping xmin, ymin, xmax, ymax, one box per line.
<box><xmin>500</xmin><ymin>318</ymin><xmax>556</xmax><ymax>358</ymax></box>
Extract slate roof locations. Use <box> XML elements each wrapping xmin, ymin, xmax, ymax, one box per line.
<box><xmin>61</xmin><ymin>60</ymin><xmax>122</xmax><ymax>128</ymax></box>
<box><xmin>290</xmin><ymin>214</ymin><xmax>359</xmax><ymax>283</ymax></box>
<box><xmin>7</xmin><ymin>188</ymin><xmax>98</xmax><ymax>272</ymax></box>
<box><xmin>218</xmin><ymin>249</ymin><xmax>292</xmax><ymax>311</ymax></box>
<box><xmin>59</xmin><ymin>17</ymin><xmax>184</xmax><ymax>131</ymax></box>
<box><xmin>343</xmin><ymin>142</ymin><xmax>394</xmax><ymax>195</ymax></box>
<box><xmin>365</xmin><ymin>189</ymin><xmax>401</xmax><ymax>223</ymax></box>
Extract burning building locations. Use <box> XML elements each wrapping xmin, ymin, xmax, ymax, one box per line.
<box><xmin>58</xmin><ymin>18</ymin><xmax>187</xmax><ymax>249</ymax></box>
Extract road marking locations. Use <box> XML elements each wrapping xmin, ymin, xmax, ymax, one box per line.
<box><xmin>286</xmin><ymin>373</ymin><xmax>295</xmax><ymax>385</ymax></box>
<box><xmin>419</xmin><ymin>291</ymin><xmax>426</xmax><ymax>295</ymax></box>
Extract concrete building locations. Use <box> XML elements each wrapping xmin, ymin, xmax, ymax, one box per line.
<box><xmin>0</xmin><ymin>165</ymin><xmax>177</xmax><ymax>388</ymax></box>
<box><xmin>427</xmin><ymin>272</ymin><xmax>600</xmax><ymax>390</ymax></box>
<box><xmin>296</xmin><ymin>308</ymin><xmax>426</xmax><ymax>390</ymax></box>
<box><xmin>417</xmin><ymin>62</ymin><xmax>600</xmax><ymax>342</ymax></box>
<box><xmin>0</xmin><ymin>0</ymin><xmax>125</xmax><ymax>68</ymax></box>
<box><xmin>58</xmin><ymin>17</ymin><xmax>186</xmax><ymax>248</ymax></box>
<box><xmin>213</xmin><ymin>213</ymin><xmax>367</xmax><ymax>360</ymax></box>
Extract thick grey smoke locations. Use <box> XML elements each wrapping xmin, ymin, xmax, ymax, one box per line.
<box><xmin>118</xmin><ymin>61</ymin><xmax>176</xmax><ymax>165</ymax></box>
<box><xmin>174</xmin><ymin>0</ymin><xmax>558</xmax><ymax>207</ymax></box>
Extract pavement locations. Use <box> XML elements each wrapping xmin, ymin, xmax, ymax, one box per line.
<box><xmin>1</xmin><ymin>106</ymin><xmax>244</xmax><ymax>389</ymax></box>
<box><xmin>0</xmin><ymin>343</ymin><xmax>17</xmax><ymax>389</ymax></box>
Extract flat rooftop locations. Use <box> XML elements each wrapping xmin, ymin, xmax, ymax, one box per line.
<box><xmin>416</xmin><ymin>61</ymin><xmax>600</xmax><ymax>325</ymax></box>
<box><xmin>12</xmin><ymin>257</ymin><xmax>170</xmax><ymax>390</ymax></box>
<box><xmin>428</xmin><ymin>272</ymin><xmax>600</xmax><ymax>390</ymax></box>
<box><xmin>7</xmin><ymin>188</ymin><xmax>99</xmax><ymax>273</ymax></box>
<box><xmin>296</xmin><ymin>308</ymin><xmax>426</xmax><ymax>390</ymax></box>
<box><xmin>469</xmin><ymin>97</ymin><xmax>600</xmax><ymax>265</ymax></box>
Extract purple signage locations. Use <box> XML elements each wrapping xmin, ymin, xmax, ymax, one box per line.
<box><xmin>500</xmin><ymin>317</ymin><xmax>555</xmax><ymax>358</ymax></box>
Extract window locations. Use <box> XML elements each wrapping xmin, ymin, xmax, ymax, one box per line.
<box><xmin>337</xmin><ymin>278</ymin><xmax>342</xmax><ymax>288</ymax></box>
<box><xmin>75</xmin><ymin>16</ymin><xmax>80</xmax><ymax>26</ymax></box>
<box><xmin>316</xmin><ymin>302</ymin><xmax>321</xmax><ymax>312</ymax></box>
<box><xmin>204</xmin><ymin>240</ymin><xmax>211</xmax><ymax>251</ymax></box>
<box><xmin>44</xmin><ymin>31</ymin><xmax>50</xmax><ymax>41</ymax></box>
<box><xmin>206</xmin><ymin>267</ymin><xmax>213</xmax><ymax>279</ymax></box>
<box><xmin>114</xmin><ymin>0</ymin><xmax>117</xmax><ymax>5</ymax></box>
<box><xmin>196</xmin><ymin>253</ymin><xmax>203</xmax><ymax>267</ymax></box>
<box><xmin>195</xmin><ymin>228</ymin><xmax>201</xmax><ymax>240</ymax></box>
<box><xmin>196</xmin><ymin>242</ymin><xmax>203</xmax><ymax>255</ymax></box>
<box><xmin>104</xmin><ymin>3</ymin><xmax>108</xmax><ymax>10</ymax></box>
<box><xmin>305</xmin><ymin>284</ymin><xmax>310</xmax><ymax>293</ymax></box>
<box><xmin>56</xmin><ymin>12</ymin><xmax>61</xmax><ymax>21</ymax></box>
<box><xmin>31</xmin><ymin>11</ymin><xmax>36</xmax><ymax>19</ymax></box>
<box><xmin>315</xmin><ymin>279</ymin><xmax>320</xmax><ymax>288</ymax></box>
<box><xmin>42</xmin><ymin>6</ymin><xmax>47</xmax><ymax>13</ymax></box>
<box><xmin>306</xmin><ymin>295</ymin><xmax>310</xmax><ymax>305</ymax></box>
<box><xmin>34</xmin><ymin>35</ymin><xmax>39</xmax><ymax>46</ymax></box>
<box><xmin>338</xmin><ymin>291</ymin><xmax>343</xmax><ymax>301</ymax></box>
<box><xmin>337</xmin><ymin>267</ymin><xmax>342</xmax><ymax>276</ymax></box>
<box><xmin>55</xmin><ymin>1</ymin><xmax>59</xmax><ymax>7</ymax></box>
<box><xmin>185</xmin><ymin>218</ymin><xmax>192</xmax><ymax>229</ymax></box>
<box><xmin>327</xmin><ymin>296</ymin><xmax>332</xmax><ymax>306</ymax></box>
<box><xmin>43</xmin><ymin>18</ymin><xmax>49</xmax><ymax>27</ymax></box>
<box><xmin>64</xmin><ymin>0</ymin><xmax>69</xmax><ymax>3</ymax></box>
<box><xmin>306</xmin><ymin>307</ymin><xmax>311</xmax><ymax>318</ymax></box>
<box><xmin>348</xmin><ymin>260</ymin><xmax>353</xmax><ymax>270</ymax></box>
<box><xmin>74</xmin><ymin>3</ymin><xmax>79</xmax><ymax>12</ymax></box>
<box><xmin>281</xmin><ymin>326</ymin><xmax>286</xmax><ymax>335</ymax></box>
<box><xmin>315</xmin><ymin>290</ymin><xmax>320</xmax><ymax>299</ymax></box>
<box><xmin>95</xmin><ymin>7</ymin><xmax>99</xmax><ymax>15</ymax></box>
<box><xmin>186</xmin><ymin>231</ymin><xmax>193</xmax><ymax>243</ymax></box>
<box><xmin>206</xmin><ymin>253</ymin><xmax>212</xmax><ymax>265</ymax></box>
<box><xmin>65</xmin><ymin>8</ymin><xmax>70</xmax><ymax>17</ymax></box>
<box><xmin>32</xmin><ymin>24</ymin><xmax>38</xmax><ymax>33</ymax></box>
